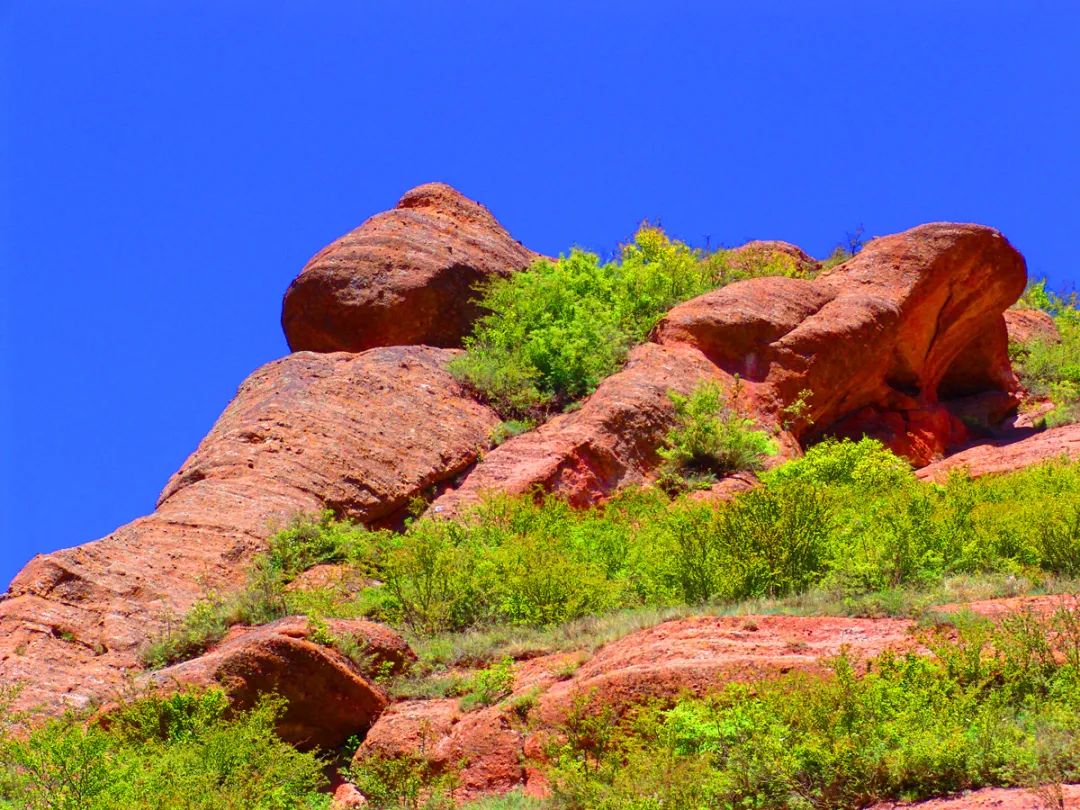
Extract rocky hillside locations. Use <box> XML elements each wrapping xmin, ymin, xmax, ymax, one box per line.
<box><xmin>4</xmin><ymin>184</ymin><xmax>1080</xmax><ymax>808</ymax></box>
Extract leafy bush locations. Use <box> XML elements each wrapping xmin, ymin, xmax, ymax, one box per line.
<box><xmin>0</xmin><ymin>689</ymin><xmax>329</xmax><ymax>809</ymax></box>
<box><xmin>656</xmin><ymin>380</ymin><xmax>777</xmax><ymax>492</ymax></box>
<box><xmin>1010</xmin><ymin>279</ymin><xmax>1080</xmax><ymax>426</ymax></box>
<box><xmin>450</xmin><ymin>228</ymin><xmax>717</xmax><ymax>418</ymax></box>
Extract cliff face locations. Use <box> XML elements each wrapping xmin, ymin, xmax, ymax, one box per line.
<box><xmin>0</xmin><ymin>183</ymin><xmax>1062</xmax><ymax>720</ymax></box>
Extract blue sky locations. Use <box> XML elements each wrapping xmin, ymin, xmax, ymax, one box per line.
<box><xmin>3</xmin><ymin>1</ymin><xmax>1079</xmax><ymax>587</ymax></box>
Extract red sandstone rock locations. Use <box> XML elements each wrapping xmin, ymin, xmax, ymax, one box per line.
<box><xmin>282</xmin><ymin>183</ymin><xmax>540</xmax><ymax>353</ymax></box>
<box><xmin>916</xmin><ymin>423</ymin><xmax>1080</xmax><ymax>481</ymax></box>
<box><xmin>0</xmin><ymin>346</ymin><xmax>496</xmax><ymax>713</ymax></box>
<box><xmin>657</xmin><ymin>223</ymin><xmax>1028</xmax><ymax>465</ymax></box>
<box><xmin>533</xmin><ymin>614</ymin><xmax>914</xmax><ymax>724</ymax></box>
<box><xmin>870</xmin><ymin>784</ymin><xmax>1080</xmax><ymax>809</ymax></box>
<box><xmin>429</xmin><ymin>342</ymin><xmax>795</xmax><ymax>515</ymax></box>
<box><xmin>1005</xmin><ymin>307</ymin><xmax>1061</xmax><ymax>345</ymax></box>
<box><xmin>145</xmin><ymin>616</ymin><xmax>410</xmax><ymax>749</ymax></box>
<box><xmin>364</xmin><ymin>597</ymin><xmax>1069</xmax><ymax>803</ymax></box>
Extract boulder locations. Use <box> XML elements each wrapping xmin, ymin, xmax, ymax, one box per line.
<box><xmin>656</xmin><ymin>223</ymin><xmax>1028</xmax><ymax>465</ymax></box>
<box><xmin>0</xmin><ymin>346</ymin><xmax>497</xmax><ymax>712</ymax></box>
<box><xmin>281</xmin><ymin>183</ymin><xmax>540</xmax><ymax>353</ymax></box>
<box><xmin>1005</xmin><ymin>307</ymin><xmax>1061</xmax><ymax>345</ymax></box>
<box><xmin>531</xmin><ymin>614</ymin><xmax>914</xmax><ymax>725</ymax></box>
<box><xmin>145</xmin><ymin>617</ymin><xmax>411</xmax><ymax>749</ymax></box>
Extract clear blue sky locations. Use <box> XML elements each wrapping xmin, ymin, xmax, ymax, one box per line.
<box><xmin>3</xmin><ymin>2</ymin><xmax>1079</xmax><ymax>587</ymax></box>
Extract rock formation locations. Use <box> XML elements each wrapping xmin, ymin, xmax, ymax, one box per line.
<box><xmin>281</xmin><ymin>183</ymin><xmax>540</xmax><ymax>353</ymax></box>
<box><xmin>1005</xmin><ymin>307</ymin><xmax>1061</xmax><ymax>345</ymax></box>
<box><xmin>657</xmin><ymin>223</ymin><xmax>1026</xmax><ymax>465</ymax></box>
<box><xmin>0</xmin><ymin>346</ymin><xmax>497</xmax><ymax>712</ymax></box>
<box><xmin>7</xmin><ymin>183</ymin><xmax>1080</xmax><ymax>809</ymax></box>
<box><xmin>144</xmin><ymin>617</ymin><xmax>412</xmax><ymax>749</ymax></box>
<box><xmin>437</xmin><ymin>222</ymin><xmax>1028</xmax><ymax>513</ymax></box>
<box><xmin>359</xmin><ymin>614</ymin><xmax>916</xmax><ymax>802</ymax></box>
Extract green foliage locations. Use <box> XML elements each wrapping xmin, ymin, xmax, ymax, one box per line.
<box><xmin>763</xmin><ymin>436</ymin><xmax>910</xmax><ymax>491</ymax></box>
<box><xmin>0</xmin><ymin>689</ymin><xmax>329</xmax><ymax>810</ymax></box>
<box><xmin>547</xmin><ymin>605</ymin><xmax>1080</xmax><ymax>809</ymax></box>
<box><xmin>151</xmin><ymin>441</ymin><xmax>1080</xmax><ymax>668</ymax></box>
<box><xmin>142</xmin><ymin>513</ymin><xmax>375</xmax><ymax>669</ymax></box>
<box><xmin>458</xmin><ymin>657</ymin><xmax>515</xmax><ymax>712</ymax></box>
<box><xmin>450</xmin><ymin>228</ymin><xmax>719</xmax><ymax>418</ymax></box>
<box><xmin>263</xmin><ymin>511</ymin><xmax>374</xmax><ymax>583</ymax></box>
<box><xmin>656</xmin><ymin>380</ymin><xmax>778</xmax><ymax>492</ymax></box>
<box><xmin>490</xmin><ymin>420</ymin><xmax>536</xmax><ymax>446</ymax></box>
<box><xmin>348</xmin><ymin>748</ymin><xmax>458</xmax><ymax>810</ymax></box>
<box><xmin>1010</xmin><ymin>279</ymin><xmax>1080</xmax><ymax>426</ymax></box>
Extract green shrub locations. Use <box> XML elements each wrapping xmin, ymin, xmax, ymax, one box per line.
<box><xmin>1010</xmin><ymin>279</ymin><xmax>1080</xmax><ymax>426</ymax></box>
<box><xmin>458</xmin><ymin>657</ymin><xmax>515</xmax><ymax>712</ymax></box>
<box><xmin>263</xmin><ymin>511</ymin><xmax>374</xmax><ymax>582</ymax></box>
<box><xmin>142</xmin><ymin>513</ymin><xmax>378</xmax><ymax>669</ymax></box>
<box><xmin>0</xmin><ymin>690</ymin><xmax>329</xmax><ymax>809</ymax></box>
<box><xmin>450</xmin><ymin>227</ymin><xmax>718</xmax><ymax>418</ymax></box>
<box><xmin>763</xmin><ymin>436</ymin><xmax>911</xmax><ymax>491</ymax></box>
<box><xmin>349</xmin><ymin>749</ymin><xmax>457</xmax><ymax>810</ymax></box>
<box><xmin>148</xmin><ymin>443</ymin><xmax>1080</xmax><ymax>665</ymax></box>
<box><xmin>656</xmin><ymin>380</ymin><xmax>777</xmax><ymax>492</ymax></box>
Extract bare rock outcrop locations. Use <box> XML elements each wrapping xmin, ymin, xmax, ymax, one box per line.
<box><xmin>869</xmin><ymin>784</ymin><xmax>1080</xmax><ymax>810</ymax></box>
<box><xmin>282</xmin><ymin>183</ymin><xmax>540</xmax><ymax>353</ymax></box>
<box><xmin>434</xmin><ymin>223</ymin><xmax>1028</xmax><ymax>513</ymax></box>
<box><xmin>144</xmin><ymin>617</ymin><xmax>412</xmax><ymax>749</ymax></box>
<box><xmin>0</xmin><ymin>347</ymin><xmax>497</xmax><ymax>712</ymax></box>
<box><xmin>1005</xmin><ymin>307</ymin><xmax>1060</xmax><ymax>345</ymax></box>
<box><xmin>657</xmin><ymin>223</ymin><xmax>1027</xmax><ymax>465</ymax></box>
<box><xmin>916</xmin><ymin>422</ymin><xmax>1080</xmax><ymax>481</ymax></box>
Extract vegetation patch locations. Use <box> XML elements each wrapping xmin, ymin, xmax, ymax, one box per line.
<box><xmin>656</xmin><ymin>379</ymin><xmax>777</xmax><ymax>493</ymax></box>
<box><xmin>450</xmin><ymin>227</ymin><xmax>819</xmax><ymax>420</ymax></box>
<box><xmin>0</xmin><ymin>688</ymin><xmax>329</xmax><ymax>810</ymax></box>
<box><xmin>146</xmin><ymin>439</ymin><xmax>1080</xmax><ymax>670</ymax></box>
<box><xmin>543</xmin><ymin>604</ymin><xmax>1080</xmax><ymax>808</ymax></box>
<box><xmin>1011</xmin><ymin>279</ymin><xmax>1080</xmax><ymax>426</ymax></box>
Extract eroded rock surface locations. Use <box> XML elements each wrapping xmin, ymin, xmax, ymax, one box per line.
<box><xmin>282</xmin><ymin>183</ymin><xmax>539</xmax><ymax>353</ymax></box>
<box><xmin>359</xmin><ymin>614</ymin><xmax>916</xmax><ymax>801</ymax></box>
<box><xmin>657</xmin><ymin>223</ymin><xmax>1027</xmax><ymax>465</ymax></box>
<box><xmin>1005</xmin><ymin>307</ymin><xmax>1060</xmax><ymax>345</ymax></box>
<box><xmin>917</xmin><ymin>423</ymin><xmax>1080</xmax><ymax>481</ymax></box>
<box><xmin>429</xmin><ymin>342</ymin><xmax>797</xmax><ymax>516</ymax></box>
<box><xmin>0</xmin><ymin>347</ymin><xmax>497</xmax><ymax>712</ymax></box>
